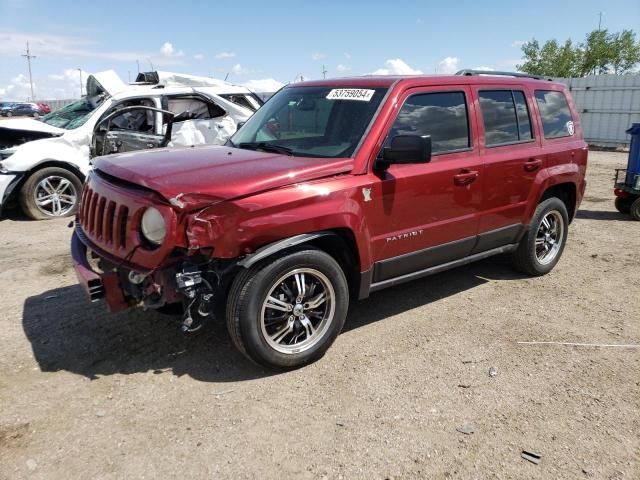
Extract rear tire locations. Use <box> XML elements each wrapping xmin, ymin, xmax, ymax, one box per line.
<box><xmin>19</xmin><ymin>167</ymin><xmax>83</xmax><ymax>220</ymax></box>
<box><xmin>226</xmin><ymin>248</ymin><xmax>349</xmax><ymax>369</ymax></box>
<box><xmin>512</xmin><ymin>197</ymin><xmax>569</xmax><ymax>276</ymax></box>
<box><xmin>630</xmin><ymin>197</ymin><xmax>640</xmax><ymax>221</ymax></box>
<box><xmin>614</xmin><ymin>196</ymin><xmax>632</xmax><ymax>214</ymax></box>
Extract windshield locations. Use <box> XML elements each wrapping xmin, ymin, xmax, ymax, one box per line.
<box><xmin>230</xmin><ymin>86</ymin><xmax>387</xmax><ymax>158</ymax></box>
<box><xmin>41</xmin><ymin>96</ymin><xmax>106</xmax><ymax>130</ymax></box>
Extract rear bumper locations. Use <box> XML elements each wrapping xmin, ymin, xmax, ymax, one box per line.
<box><xmin>71</xmin><ymin>229</ymin><xmax>132</xmax><ymax>312</ymax></box>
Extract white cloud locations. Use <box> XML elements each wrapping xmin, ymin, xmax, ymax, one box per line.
<box><xmin>193</xmin><ymin>53</ymin><xmax>204</xmax><ymax>61</ymax></box>
<box><xmin>230</xmin><ymin>64</ymin><xmax>249</xmax><ymax>75</ymax></box>
<box><xmin>511</xmin><ymin>40</ymin><xmax>526</xmax><ymax>48</ymax></box>
<box><xmin>1</xmin><ymin>68</ymin><xmax>90</xmax><ymax>100</ymax></box>
<box><xmin>311</xmin><ymin>52</ymin><xmax>325</xmax><ymax>61</ymax></box>
<box><xmin>215</xmin><ymin>51</ymin><xmax>235</xmax><ymax>59</ymax></box>
<box><xmin>436</xmin><ymin>56</ymin><xmax>460</xmax><ymax>74</ymax></box>
<box><xmin>371</xmin><ymin>58</ymin><xmax>423</xmax><ymax>75</ymax></box>
<box><xmin>473</xmin><ymin>66</ymin><xmax>495</xmax><ymax>71</ymax></box>
<box><xmin>160</xmin><ymin>42</ymin><xmax>184</xmax><ymax>58</ymax></box>
<box><xmin>336</xmin><ymin>64</ymin><xmax>351</xmax><ymax>73</ymax></box>
<box><xmin>0</xmin><ymin>31</ymin><xmax>184</xmax><ymax>66</ymax></box>
<box><xmin>243</xmin><ymin>78</ymin><xmax>285</xmax><ymax>93</ymax></box>
<box><xmin>343</xmin><ymin>52</ymin><xmax>351</xmax><ymax>60</ymax></box>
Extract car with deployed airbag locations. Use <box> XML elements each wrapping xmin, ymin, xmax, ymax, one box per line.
<box><xmin>0</xmin><ymin>70</ymin><xmax>262</xmax><ymax>220</ymax></box>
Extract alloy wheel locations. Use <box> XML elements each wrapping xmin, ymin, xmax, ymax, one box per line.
<box><xmin>535</xmin><ymin>210</ymin><xmax>564</xmax><ymax>265</ymax></box>
<box><xmin>34</xmin><ymin>175</ymin><xmax>78</xmax><ymax>217</ymax></box>
<box><xmin>260</xmin><ymin>268</ymin><xmax>336</xmax><ymax>354</ymax></box>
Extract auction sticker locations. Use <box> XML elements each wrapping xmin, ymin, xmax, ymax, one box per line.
<box><xmin>326</xmin><ymin>89</ymin><xmax>375</xmax><ymax>101</ymax></box>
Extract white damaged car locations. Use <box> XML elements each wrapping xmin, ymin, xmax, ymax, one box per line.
<box><xmin>0</xmin><ymin>70</ymin><xmax>262</xmax><ymax>220</ymax></box>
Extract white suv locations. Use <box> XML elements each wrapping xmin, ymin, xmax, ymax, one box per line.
<box><xmin>0</xmin><ymin>70</ymin><xmax>262</xmax><ymax>220</ymax></box>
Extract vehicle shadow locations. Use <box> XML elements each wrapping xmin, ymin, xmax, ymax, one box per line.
<box><xmin>345</xmin><ymin>254</ymin><xmax>524</xmax><ymax>333</ymax></box>
<box><xmin>0</xmin><ymin>205</ymin><xmax>30</xmax><ymax>221</ymax></box>
<box><xmin>22</xmin><ymin>255</ymin><xmax>525</xmax><ymax>382</ymax></box>
<box><xmin>575</xmin><ymin>209</ymin><xmax>632</xmax><ymax>221</ymax></box>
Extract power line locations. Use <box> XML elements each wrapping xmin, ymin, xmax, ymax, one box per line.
<box><xmin>21</xmin><ymin>41</ymin><xmax>36</xmax><ymax>101</ymax></box>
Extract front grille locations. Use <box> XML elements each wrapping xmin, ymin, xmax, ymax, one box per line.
<box><xmin>80</xmin><ymin>185</ymin><xmax>130</xmax><ymax>251</ymax></box>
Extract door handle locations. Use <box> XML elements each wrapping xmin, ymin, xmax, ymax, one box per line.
<box><xmin>453</xmin><ymin>169</ymin><xmax>479</xmax><ymax>186</ymax></box>
<box><xmin>524</xmin><ymin>158</ymin><xmax>543</xmax><ymax>172</ymax></box>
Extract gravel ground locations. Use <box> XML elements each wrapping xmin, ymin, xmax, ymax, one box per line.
<box><xmin>0</xmin><ymin>151</ymin><xmax>638</xmax><ymax>479</ymax></box>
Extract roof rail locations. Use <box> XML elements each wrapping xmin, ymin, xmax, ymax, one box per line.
<box><xmin>455</xmin><ymin>69</ymin><xmax>552</xmax><ymax>81</ymax></box>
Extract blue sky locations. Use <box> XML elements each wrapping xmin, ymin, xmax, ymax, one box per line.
<box><xmin>1</xmin><ymin>0</ymin><xmax>639</xmax><ymax>99</ymax></box>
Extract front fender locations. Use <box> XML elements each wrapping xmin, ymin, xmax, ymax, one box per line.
<box><xmin>185</xmin><ymin>179</ymin><xmax>373</xmax><ymax>271</ymax></box>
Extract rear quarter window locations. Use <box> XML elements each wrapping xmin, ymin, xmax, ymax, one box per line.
<box><xmin>534</xmin><ymin>90</ymin><xmax>574</xmax><ymax>138</ymax></box>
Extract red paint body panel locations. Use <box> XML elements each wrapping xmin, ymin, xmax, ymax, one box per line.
<box><xmin>72</xmin><ymin>74</ymin><xmax>588</xmax><ymax>311</ymax></box>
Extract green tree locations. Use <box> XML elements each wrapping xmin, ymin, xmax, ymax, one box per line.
<box><xmin>518</xmin><ymin>29</ymin><xmax>640</xmax><ymax>77</ymax></box>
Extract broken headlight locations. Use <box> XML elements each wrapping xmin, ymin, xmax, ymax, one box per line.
<box><xmin>141</xmin><ymin>207</ymin><xmax>166</xmax><ymax>245</ymax></box>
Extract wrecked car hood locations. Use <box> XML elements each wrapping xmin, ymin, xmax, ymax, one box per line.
<box><xmin>86</xmin><ymin>70</ymin><xmax>128</xmax><ymax>97</ymax></box>
<box><xmin>0</xmin><ymin>118</ymin><xmax>65</xmax><ymax>135</ymax></box>
<box><xmin>93</xmin><ymin>145</ymin><xmax>354</xmax><ymax>204</ymax></box>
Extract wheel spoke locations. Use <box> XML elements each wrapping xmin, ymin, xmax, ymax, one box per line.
<box><xmin>305</xmin><ymin>292</ymin><xmax>327</xmax><ymax>310</ymax></box>
<box><xmin>58</xmin><ymin>194</ymin><xmax>76</xmax><ymax>205</ymax></box>
<box><xmin>56</xmin><ymin>179</ymin><xmax>71</xmax><ymax>194</ymax></box>
<box><xmin>36</xmin><ymin>195</ymin><xmax>54</xmax><ymax>206</ymax></box>
<box><xmin>300</xmin><ymin>315</ymin><xmax>316</xmax><ymax>338</ymax></box>
<box><xmin>270</xmin><ymin>322</ymin><xmax>294</xmax><ymax>344</ymax></box>
<box><xmin>294</xmin><ymin>273</ymin><xmax>306</xmax><ymax>298</ymax></box>
<box><xmin>53</xmin><ymin>198</ymin><xmax>62</xmax><ymax>215</ymax></box>
<box><xmin>265</xmin><ymin>295</ymin><xmax>292</xmax><ymax>313</ymax></box>
<box><xmin>541</xmin><ymin>216</ymin><xmax>551</xmax><ymax>231</ymax></box>
<box><xmin>535</xmin><ymin>238</ymin><xmax>545</xmax><ymax>246</ymax></box>
<box><xmin>42</xmin><ymin>179</ymin><xmax>56</xmax><ymax>195</ymax></box>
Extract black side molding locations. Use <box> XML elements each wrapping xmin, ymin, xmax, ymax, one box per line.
<box><xmin>367</xmin><ymin>243</ymin><xmax>519</xmax><ymax>294</ymax></box>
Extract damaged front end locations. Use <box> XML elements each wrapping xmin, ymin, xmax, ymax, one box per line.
<box><xmin>71</xmin><ymin>223</ymin><xmax>234</xmax><ymax>332</ymax></box>
<box><xmin>70</xmin><ymin>171</ymin><xmax>239</xmax><ymax>333</ymax></box>
<box><xmin>0</xmin><ymin>126</ymin><xmax>61</xmax><ymax>159</ymax></box>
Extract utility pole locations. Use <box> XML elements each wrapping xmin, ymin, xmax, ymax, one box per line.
<box><xmin>322</xmin><ymin>64</ymin><xmax>327</xmax><ymax>79</ymax></box>
<box><xmin>598</xmin><ymin>11</ymin><xmax>603</xmax><ymax>31</ymax></box>
<box><xmin>21</xmin><ymin>42</ymin><xmax>36</xmax><ymax>101</ymax></box>
<box><xmin>78</xmin><ymin>68</ymin><xmax>83</xmax><ymax>97</ymax></box>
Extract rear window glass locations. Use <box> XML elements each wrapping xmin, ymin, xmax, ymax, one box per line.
<box><xmin>478</xmin><ymin>90</ymin><xmax>533</xmax><ymax>146</ymax></box>
<box><xmin>534</xmin><ymin>90</ymin><xmax>573</xmax><ymax>138</ymax></box>
<box><xmin>388</xmin><ymin>91</ymin><xmax>470</xmax><ymax>154</ymax></box>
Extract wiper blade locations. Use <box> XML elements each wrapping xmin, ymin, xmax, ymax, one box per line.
<box><xmin>237</xmin><ymin>142</ymin><xmax>294</xmax><ymax>156</ymax></box>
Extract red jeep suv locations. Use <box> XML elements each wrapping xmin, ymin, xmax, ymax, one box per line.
<box><xmin>71</xmin><ymin>70</ymin><xmax>587</xmax><ymax>368</ymax></box>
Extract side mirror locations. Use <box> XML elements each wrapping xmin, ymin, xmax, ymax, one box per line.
<box><xmin>236</xmin><ymin>121</ymin><xmax>246</xmax><ymax>130</ymax></box>
<box><xmin>377</xmin><ymin>135</ymin><xmax>431</xmax><ymax>169</ymax></box>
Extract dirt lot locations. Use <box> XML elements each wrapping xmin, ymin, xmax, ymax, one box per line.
<box><xmin>0</xmin><ymin>151</ymin><xmax>638</xmax><ymax>479</ymax></box>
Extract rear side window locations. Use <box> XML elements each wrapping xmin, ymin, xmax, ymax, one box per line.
<box><xmin>534</xmin><ymin>90</ymin><xmax>573</xmax><ymax>138</ymax></box>
<box><xmin>478</xmin><ymin>90</ymin><xmax>533</xmax><ymax>146</ymax></box>
<box><xmin>389</xmin><ymin>91</ymin><xmax>470</xmax><ymax>154</ymax></box>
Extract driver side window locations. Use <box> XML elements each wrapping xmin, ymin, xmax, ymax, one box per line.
<box><xmin>388</xmin><ymin>91</ymin><xmax>470</xmax><ymax>155</ymax></box>
<box><xmin>104</xmin><ymin>98</ymin><xmax>156</xmax><ymax>133</ymax></box>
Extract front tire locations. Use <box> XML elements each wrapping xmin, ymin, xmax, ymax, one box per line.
<box><xmin>19</xmin><ymin>167</ymin><xmax>83</xmax><ymax>220</ymax></box>
<box><xmin>226</xmin><ymin>248</ymin><xmax>349</xmax><ymax>369</ymax></box>
<box><xmin>512</xmin><ymin>197</ymin><xmax>569</xmax><ymax>276</ymax></box>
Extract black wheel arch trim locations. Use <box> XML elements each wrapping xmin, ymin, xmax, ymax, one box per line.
<box><xmin>237</xmin><ymin>231</ymin><xmax>340</xmax><ymax>269</ymax></box>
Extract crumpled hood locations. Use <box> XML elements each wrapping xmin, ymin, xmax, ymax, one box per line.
<box><xmin>93</xmin><ymin>145</ymin><xmax>353</xmax><ymax>204</ymax></box>
<box><xmin>0</xmin><ymin>118</ymin><xmax>65</xmax><ymax>135</ymax></box>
